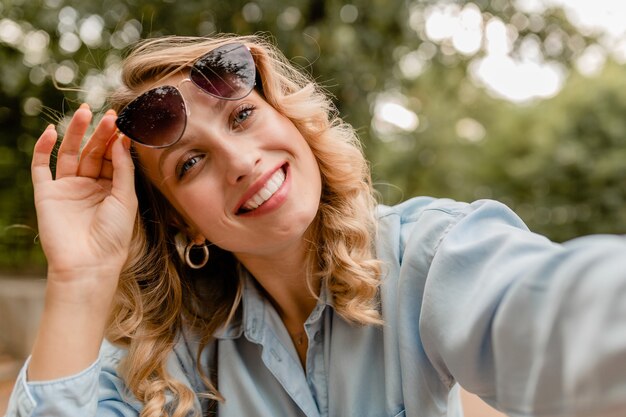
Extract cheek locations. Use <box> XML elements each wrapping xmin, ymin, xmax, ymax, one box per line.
<box><xmin>185</xmin><ymin>189</ymin><xmax>221</xmax><ymax>214</ymax></box>
<box><xmin>166</xmin><ymin>185</ymin><xmax>225</xmax><ymax>231</ymax></box>
<box><xmin>304</xmin><ymin>147</ymin><xmax>322</xmax><ymax>187</ymax></box>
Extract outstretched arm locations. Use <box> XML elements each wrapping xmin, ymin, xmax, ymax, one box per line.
<box><xmin>414</xmin><ymin>200</ymin><xmax>626</xmax><ymax>416</ymax></box>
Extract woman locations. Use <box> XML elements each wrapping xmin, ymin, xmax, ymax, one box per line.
<box><xmin>6</xmin><ymin>34</ymin><xmax>626</xmax><ymax>417</ymax></box>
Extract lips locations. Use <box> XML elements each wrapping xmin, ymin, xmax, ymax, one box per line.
<box><xmin>236</xmin><ymin>164</ymin><xmax>287</xmax><ymax>214</ymax></box>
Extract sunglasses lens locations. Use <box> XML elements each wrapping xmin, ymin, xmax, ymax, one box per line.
<box><xmin>190</xmin><ymin>43</ymin><xmax>256</xmax><ymax>100</ymax></box>
<box><xmin>116</xmin><ymin>86</ymin><xmax>186</xmax><ymax>148</ymax></box>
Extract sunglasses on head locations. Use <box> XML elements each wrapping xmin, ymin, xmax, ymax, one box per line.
<box><xmin>115</xmin><ymin>42</ymin><xmax>256</xmax><ymax>148</ymax></box>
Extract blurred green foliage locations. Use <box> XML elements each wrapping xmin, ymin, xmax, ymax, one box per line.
<box><xmin>0</xmin><ymin>0</ymin><xmax>625</xmax><ymax>273</ymax></box>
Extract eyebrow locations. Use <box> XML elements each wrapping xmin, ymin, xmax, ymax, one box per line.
<box><xmin>158</xmin><ymin>136</ymin><xmax>190</xmax><ymax>178</ymax></box>
<box><xmin>184</xmin><ymin>79</ymin><xmax>230</xmax><ymax>113</ymax></box>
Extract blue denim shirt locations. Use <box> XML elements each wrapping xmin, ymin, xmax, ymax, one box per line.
<box><xmin>6</xmin><ymin>197</ymin><xmax>626</xmax><ymax>416</ymax></box>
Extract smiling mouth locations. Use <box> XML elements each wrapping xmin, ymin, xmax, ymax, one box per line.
<box><xmin>237</xmin><ymin>165</ymin><xmax>287</xmax><ymax>214</ymax></box>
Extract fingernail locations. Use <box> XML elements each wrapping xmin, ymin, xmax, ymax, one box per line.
<box><xmin>105</xmin><ymin>109</ymin><xmax>116</xmax><ymax>116</ymax></box>
<box><xmin>79</xmin><ymin>103</ymin><xmax>90</xmax><ymax>110</ymax></box>
<box><xmin>122</xmin><ymin>136</ymin><xmax>131</xmax><ymax>150</ymax></box>
<box><xmin>46</xmin><ymin>124</ymin><xmax>55</xmax><ymax>130</ymax></box>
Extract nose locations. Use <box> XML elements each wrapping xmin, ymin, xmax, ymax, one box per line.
<box><xmin>219</xmin><ymin>139</ymin><xmax>261</xmax><ymax>185</ymax></box>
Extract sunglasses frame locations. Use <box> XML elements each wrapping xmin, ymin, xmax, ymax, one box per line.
<box><xmin>115</xmin><ymin>42</ymin><xmax>256</xmax><ymax>149</ymax></box>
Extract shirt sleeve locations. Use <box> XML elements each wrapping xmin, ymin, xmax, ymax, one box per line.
<box><xmin>4</xmin><ymin>341</ymin><xmax>142</xmax><ymax>417</ymax></box>
<box><xmin>418</xmin><ymin>199</ymin><xmax>626</xmax><ymax>417</ymax></box>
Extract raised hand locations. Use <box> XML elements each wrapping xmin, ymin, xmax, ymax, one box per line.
<box><xmin>28</xmin><ymin>104</ymin><xmax>138</xmax><ymax>380</ymax></box>
<box><xmin>32</xmin><ymin>104</ymin><xmax>137</xmax><ymax>286</ymax></box>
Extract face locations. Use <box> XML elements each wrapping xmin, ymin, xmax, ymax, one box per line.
<box><xmin>133</xmin><ymin>75</ymin><xmax>322</xmax><ymax>262</ymax></box>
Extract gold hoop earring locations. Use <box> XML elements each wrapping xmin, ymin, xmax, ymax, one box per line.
<box><xmin>174</xmin><ymin>233</ymin><xmax>209</xmax><ymax>269</ymax></box>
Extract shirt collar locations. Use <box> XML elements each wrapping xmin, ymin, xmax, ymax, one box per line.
<box><xmin>214</xmin><ymin>268</ymin><xmax>334</xmax><ymax>340</ymax></box>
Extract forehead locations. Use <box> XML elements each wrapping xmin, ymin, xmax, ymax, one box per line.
<box><xmin>136</xmin><ymin>71</ymin><xmax>188</xmax><ymax>96</ymax></box>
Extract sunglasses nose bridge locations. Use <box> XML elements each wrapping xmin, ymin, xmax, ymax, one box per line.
<box><xmin>176</xmin><ymin>77</ymin><xmax>193</xmax><ymax>90</ymax></box>
<box><xmin>175</xmin><ymin>79</ymin><xmax>193</xmax><ymax>117</ymax></box>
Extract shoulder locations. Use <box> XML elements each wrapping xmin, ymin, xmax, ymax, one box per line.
<box><xmin>376</xmin><ymin>197</ymin><xmax>493</xmax><ymax>262</ymax></box>
<box><xmin>376</xmin><ymin>197</ymin><xmax>527</xmax><ymax>249</ymax></box>
<box><xmin>375</xmin><ymin>197</ymin><xmax>532</xmax><ymax>295</ymax></box>
<box><xmin>376</xmin><ymin>195</ymin><xmax>468</xmax><ymax>221</ymax></box>
<box><xmin>376</xmin><ymin>196</ymin><xmax>522</xmax><ymax>226</ymax></box>
<box><xmin>376</xmin><ymin>196</ymin><xmax>480</xmax><ymax>247</ymax></box>
<box><xmin>100</xmin><ymin>338</ymin><xmax>128</xmax><ymax>369</ymax></box>
<box><xmin>98</xmin><ymin>335</ymin><xmax>205</xmax><ymax>409</ymax></box>
<box><xmin>100</xmin><ymin>334</ymin><xmax>200</xmax><ymax>378</ymax></box>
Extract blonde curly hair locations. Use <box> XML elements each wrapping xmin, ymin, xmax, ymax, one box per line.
<box><xmin>107</xmin><ymin>33</ymin><xmax>382</xmax><ymax>417</ymax></box>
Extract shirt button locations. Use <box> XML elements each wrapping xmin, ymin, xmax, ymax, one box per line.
<box><xmin>314</xmin><ymin>331</ymin><xmax>322</xmax><ymax>343</ymax></box>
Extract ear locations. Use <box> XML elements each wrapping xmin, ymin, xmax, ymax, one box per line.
<box><xmin>175</xmin><ymin>227</ymin><xmax>205</xmax><ymax>245</ymax></box>
<box><xmin>173</xmin><ymin>230</ymin><xmax>206</xmax><ymax>260</ymax></box>
<box><xmin>190</xmin><ymin>232</ymin><xmax>207</xmax><ymax>246</ymax></box>
<box><xmin>171</xmin><ymin>214</ymin><xmax>205</xmax><ymax>245</ymax></box>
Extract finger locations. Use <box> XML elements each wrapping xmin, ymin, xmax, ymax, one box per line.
<box><xmin>56</xmin><ymin>103</ymin><xmax>93</xmax><ymax>179</ymax></box>
<box><xmin>98</xmin><ymin>132</ymin><xmax>118</xmax><ymax>180</ymax></box>
<box><xmin>77</xmin><ymin>110</ymin><xmax>118</xmax><ymax>178</ymax></box>
<box><xmin>31</xmin><ymin>124</ymin><xmax>57</xmax><ymax>185</ymax></box>
<box><xmin>103</xmin><ymin>132</ymin><xmax>114</xmax><ymax>162</ymax></box>
<box><xmin>110</xmin><ymin>135</ymin><xmax>137</xmax><ymax>209</ymax></box>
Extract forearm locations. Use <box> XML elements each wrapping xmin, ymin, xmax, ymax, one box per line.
<box><xmin>28</xmin><ymin>271</ymin><xmax>118</xmax><ymax>381</ymax></box>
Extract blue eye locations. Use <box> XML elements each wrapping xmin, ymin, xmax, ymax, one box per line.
<box><xmin>232</xmin><ymin>105</ymin><xmax>255</xmax><ymax>128</ymax></box>
<box><xmin>177</xmin><ymin>155</ymin><xmax>203</xmax><ymax>179</ymax></box>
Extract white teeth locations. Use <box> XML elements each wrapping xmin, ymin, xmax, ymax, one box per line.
<box><xmin>260</xmin><ymin>189</ymin><xmax>272</xmax><ymax>200</ymax></box>
<box><xmin>242</xmin><ymin>168</ymin><xmax>285</xmax><ymax>211</ymax></box>
<box><xmin>253</xmin><ymin>194</ymin><xmax>265</xmax><ymax>206</ymax></box>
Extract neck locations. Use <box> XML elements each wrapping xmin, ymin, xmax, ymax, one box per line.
<box><xmin>235</xmin><ymin>240</ymin><xmax>320</xmax><ymax>328</ymax></box>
